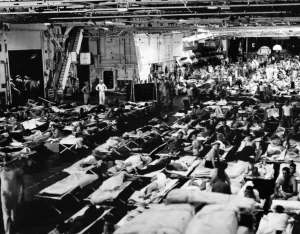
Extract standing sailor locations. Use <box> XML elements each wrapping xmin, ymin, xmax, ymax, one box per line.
<box><xmin>95</xmin><ymin>80</ymin><xmax>107</xmax><ymax>105</ymax></box>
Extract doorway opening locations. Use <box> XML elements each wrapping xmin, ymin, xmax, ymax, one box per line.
<box><xmin>8</xmin><ymin>50</ymin><xmax>44</xmax><ymax>103</ymax></box>
<box><xmin>103</xmin><ymin>70</ymin><xmax>114</xmax><ymax>89</ymax></box>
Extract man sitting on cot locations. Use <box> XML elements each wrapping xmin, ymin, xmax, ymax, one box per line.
<box><xmin>270</xmin><ymin>167</ymin><xmax>298</xmax><ymax>206</ymax></box>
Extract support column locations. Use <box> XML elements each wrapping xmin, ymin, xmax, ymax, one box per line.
<box><xmin>3</xmin><ymin>32</ymin><xmax>11</xmax><ymax>105</ymax></box>
<box><xmin>246</xmin><ymin>37</ymin><xmax>249</xmax><ymax>58</ymax></box>
<box><xmin>226</xmin><ymin>38</ymin><xmax>229</xmax><ymax>59</ymax></box>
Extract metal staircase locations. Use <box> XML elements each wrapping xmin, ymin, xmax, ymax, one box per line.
<box><xmin>60</xmin><ymin>28</ymin><xmax>83</xmax><ymax>90</ymax></box>
<box><xmin>47</xmin><ymin>28</ymin><xmax>83</xmax><ymax>99</ymax></box>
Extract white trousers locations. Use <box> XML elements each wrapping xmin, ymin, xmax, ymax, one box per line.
<box><xmin>99</xmin><ymin>91</ymin><xmax>105</xmax><ymax>105</ymax></box>
<box><xmin>1</xmin><ymin>192</ymin><xmax>20</xmax><ymax>234</ymax></box>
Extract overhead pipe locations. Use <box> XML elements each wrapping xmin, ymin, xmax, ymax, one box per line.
<box><xmin>49</xmin><ymin>11</ymin><xmax>288</xmax><ymax>20</ymax></box>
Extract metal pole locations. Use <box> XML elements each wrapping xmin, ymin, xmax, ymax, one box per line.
<box><xmin>246</xmin><ymin>37</ymin><xmax>249</xmax><ymax>57</ymax></box>
<box><xmin>154</xmin><ymin>73</ymin><xmax>158</xmax><ymax>101</ymax></box>
<box><xmin>3</xmin><ymin>32</ymin><xmax>11</xmax><ymax>105</ymax></box>
<box><xmin>4</xmin><ymin>61</ymin><xmax>11</xmax><ymax>105</ymax></box>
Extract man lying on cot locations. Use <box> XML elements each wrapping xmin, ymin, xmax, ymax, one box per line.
<box><xmin>79</xmin><ymin>149</ymin><xmax>107</xmax><ymax>168</ymax></box>
<box><xmin>89</xmin><ymin>171</ymin><xmax>139</xmax><ymax>205</ymax></box>
<box><xmin>165</xmin><ymin>131</ymin><xmax>185</xmax><ymax>153</ymax></box>
<box><xmin>139</xmin><ymin>173</ymin><xmax>167</xmax><ymax>199</ymax></box>
<box><xmin>183</xmin><ymin>133</ymin><xmax>203</xmax><ymax>156</ymax></box>
<box><xmin>114</xmin><ymin>154</ymin><xmax>152</xmax><ymax>172</ymax></box>
<box><xmin>131</xmin><ymin>132</ymin><xmax>163</xmax><ymax>153</ymax></box>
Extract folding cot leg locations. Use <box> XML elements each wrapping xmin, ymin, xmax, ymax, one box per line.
<box><xmin>119</xmin><ymin>199</ymin><xmax>126</xmax><ymax>205</ymax></box>
<box><xmin>130</xmin><ymin>187</ymin><xmax>136</xmax><ymax>192</ymax></box>
<box><xmin>51</xmin><ymin>205</ymin><xmax>62</xmax><ymax>215</ymax></box>
<box><xmin>71</xmin><ymin>194</ymin><xmax>80</xmax><ymax>203</ymax></box>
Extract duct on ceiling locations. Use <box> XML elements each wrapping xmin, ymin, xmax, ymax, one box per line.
<box><xmin>9</xmin><ymin>23</ymin><xmax>48</xmax><ymax>31</ymax></box>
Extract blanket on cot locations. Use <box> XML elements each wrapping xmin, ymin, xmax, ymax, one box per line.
<box><xmin>89</xmin><ymin>182</ymin><xmax>131</xmax><ymax>205</ymax></box>
<box><xmin>184</xmin><ymin>204</ymin><xmax>239</xmax><ymax>234</ymax></box>
<box><xmin>40</xmin><ymin>173</ymin><xmax>98</xmax><ymax>196</ymax></box>
<box><xmin>191</xmin><ymin>160</ymin><xmax>249</xmax><ymax>179</ymax></box>
<box><xmin>257</xmin><ymin>214</ymin><xmax>293</xmax><ymax>234</ymax></box>
<box><xmin>165</xmin><ymin>189</ymin><xmax>255</xmax><ymax>214</ymax></box>
<box><xmin>114</xmin><ymin>204</ymin><xmax>194</xmax><ymax>234</ymax></box>
<box><xmin>63</xmin><ymin>157</ymin><xmax>97</xmax><ymax>174</ymax></box>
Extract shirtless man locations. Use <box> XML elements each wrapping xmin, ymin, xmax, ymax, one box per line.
<box><xmin>270</xmin><ymin>167</ymin><xmax>298</xmax><ymax>206</ymax></box>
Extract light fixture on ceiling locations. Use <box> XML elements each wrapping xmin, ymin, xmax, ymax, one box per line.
<box><xmin>117</xmin><ymin>8</ymin><xmax>128</xmax><ymax>12</ymax></box>
<box><xmin>207</xmin><ymin>1</ymin><xmax>218</xmax><ymax>10</ymax></box>
<box><xmin>221</xmin><ymin>6</ymin><xmax>230</xmax><ymax>10</ymax></box>
<box><xmin>178</xmin><ymin>19</ymin><xmax>188</xmax><ymax>24</ymax></box>
<box><xmin>117</xmin><ymin>0</ymin><xmax>129</xmax><ymax>12</ymax></box>
<box><xmin>207</xmin><ymin>6</ymin><xmax>218</xmax><ymax>10</ymax></box>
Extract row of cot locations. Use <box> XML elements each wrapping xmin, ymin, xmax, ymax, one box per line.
<box><xmin>38</xmin><ymin>116</ymin><xmax>174</xmax><ymax>234</ymax></box>
<box><xmin>39</xmin><ymin>103</ymin><xmax>299</xmax><ymax>234</ymax></box>
<box><xmin>42</xmin><ymin>110</ymin><xmax>262</xmax><ymax>234</ymax></box>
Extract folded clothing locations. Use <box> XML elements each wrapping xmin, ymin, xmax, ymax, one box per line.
<box><xmin>114</xmin><ymin>204</ymin><xmax>194</xmax><ymax>234</ymax></box>
<box><xmin>184</xmin><ymin>204</ymin><xmax>239</xmax><ymax>234</ymax></box>
<box><xmin>165</xmin><ymin>189</ymin><xmax>255</xmax><ymax>214</ymax></box>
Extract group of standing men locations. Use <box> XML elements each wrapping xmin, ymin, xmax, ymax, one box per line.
<box><xmin>81</xmin><ymin>80</ymin><xmax>108</xmax><ymax>105</ymax></box>
<box><xmin>10</xmin><ymin>75</ymin><xmax>40</xmax><ymax>105</ymax></box>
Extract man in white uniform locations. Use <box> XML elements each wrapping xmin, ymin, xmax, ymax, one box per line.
<box><xmin>282</xmin><ymin>99</ymin><xmax>293</xmax><ymax>128</ymax></box>
<box><xmin>95</xmin><ymin>80</ymin><xmax>107</xmax><ymax>105</ymax></box>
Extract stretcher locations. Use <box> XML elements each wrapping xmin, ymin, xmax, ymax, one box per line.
<box><xmin>37</xmin><ymin>173</ymin><xmax>99</xmax><ymax>200</ymax></box>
